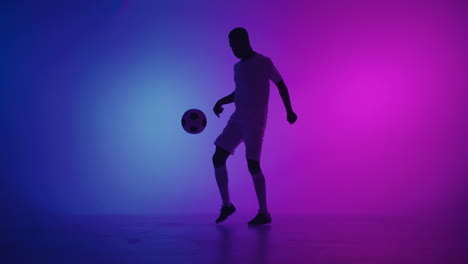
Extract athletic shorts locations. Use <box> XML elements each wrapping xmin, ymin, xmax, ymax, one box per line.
<box><xmin>214</xmin><ymin>119</ymin><xmax>265</xmax><ymax>161</ymax></box>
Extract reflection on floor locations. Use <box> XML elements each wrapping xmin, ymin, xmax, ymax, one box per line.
<box><xmin>3</xmin><ymin>213</ymin><xmax>467</xmax><ymax>263</ymax></box>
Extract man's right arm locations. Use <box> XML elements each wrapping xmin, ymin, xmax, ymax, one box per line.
<box><xmin>217</xmin><ymin>91</ymin><xmax>235</xmax><ymax>105</ymax></box>
<box><xmin>213</xmin><ymin>91</ymin><xmax>235</xmax><ymax>117</ymax></box>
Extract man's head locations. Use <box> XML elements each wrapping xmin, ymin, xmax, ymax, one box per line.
<box><xmin>229</xmin><ymin>27</ymin><xmax>252</xmax><ymax>59</ymax></box>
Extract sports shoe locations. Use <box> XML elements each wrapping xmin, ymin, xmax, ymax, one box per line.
<box><xmin>248</xmin><ymin>212</ymin><xmax>272</xmax><ymax>225</ymax></box>
<box><xmin>216</xmin><ymin>204</ymin><xmax>236</xmax><ymax>223</ymax></box>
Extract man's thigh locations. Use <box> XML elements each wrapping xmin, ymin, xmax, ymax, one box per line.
<box><xmin>243</xmin><ymin>125</ymin><xmax>265</xmax><ymax>162</ymax></box>
<box><xmin>214</xmin><ymin>120</ymin><xmax>243</xmax><ymax>155</ymax></box>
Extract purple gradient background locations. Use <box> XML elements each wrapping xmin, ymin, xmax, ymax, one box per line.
<box><xmin>2</xmin><ymin>0</ymin><xmax>467</xmax><ymax>220</ymax></box>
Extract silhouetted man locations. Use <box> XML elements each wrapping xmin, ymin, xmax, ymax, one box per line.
<box><xmin>213</xmin><ymin>28</ymin><xmax>297</xmax><ymax>225</ymax></box>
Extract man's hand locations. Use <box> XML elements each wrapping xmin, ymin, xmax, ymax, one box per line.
<box><xmin>213</xmin><ymin>92</ymin><xmax>235</xmax><ymax>117</ymax></box>
<box><xmin>213</xmin><ymin>101</ymin><xmax>224</xmax><ymax>117</ymax></box>
<box><xmin>287</xmin><ymin>110</ymin><xmax>297</xmax><ymax>124</ymax></box>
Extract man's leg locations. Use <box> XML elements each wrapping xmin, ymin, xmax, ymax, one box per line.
<box><xmin>213</xmin><ymin>146</ymin><xmax>237</xmax><ymax>223</ymax></box>
<box><xmin>247</xmin><ymin>159</ymin><xmax>268</xmax><ymax>214</ymax></box>
<box><xmin>213</xmin><ymin>120</ymin><xmax>243</xmax><ymax>223</ymax></box>
<box><xmin>213</xmin><ymin>146</ymin><xmax>232</xmax><ymax>206</ymax></box>
<box><xmin>244</xmin><ymin>124</ymin><xmax>271</xmax><ymax>224</ymax></box>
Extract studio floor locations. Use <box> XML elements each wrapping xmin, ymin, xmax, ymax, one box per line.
<box><xmin>3</xmin><ymin>213</ymin><xmax>467</xmax><ymax>264</ymax></box>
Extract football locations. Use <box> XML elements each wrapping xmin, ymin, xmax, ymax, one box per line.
<box><xmin>181</xmin><ymin>109</ymin><xmax>207</xmax><ymax>134</ymax></box>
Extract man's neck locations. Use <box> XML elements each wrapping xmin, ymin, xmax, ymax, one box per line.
<box><xmin>241</xmin><ymin>50</ymin><xmax>256</xmax><ymax>61</ymax></box>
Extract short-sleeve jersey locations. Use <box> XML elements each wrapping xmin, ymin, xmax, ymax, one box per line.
<box><xmin>230</xmin><ymin>53</ymin><xmax>282</xmax><ymax>126</ymax></box>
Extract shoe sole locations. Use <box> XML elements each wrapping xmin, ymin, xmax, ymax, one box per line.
<box><xmin>248</xmin><ymin>220</ymin><xmax>272</xmax><ymax>225</ymax></box>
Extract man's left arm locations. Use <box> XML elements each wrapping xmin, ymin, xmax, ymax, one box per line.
<box><xmin>275</xmin><ymin>80</ymin><xmax>298</xmax><ymax>124</ymax></box>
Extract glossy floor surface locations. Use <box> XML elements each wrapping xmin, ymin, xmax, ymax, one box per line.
<box><xmin>3</xmin><ymin>213</ymin><xmax>467</xmax><ymax>264</ymax></box>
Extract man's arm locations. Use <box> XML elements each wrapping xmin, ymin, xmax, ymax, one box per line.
<box><xmin>213</xmin><ymin>91</ymin><xmax>235</xmax><ymax>117</ymax></box>
<box><xmin>275</xmin><ymin>80</ymin><xmax>298</xmax><ymax>124</ymax></box>
<box><xmin>217</xmin><ymin>91</ymin><xmax>235</xmax><ymax>106</ymax></box>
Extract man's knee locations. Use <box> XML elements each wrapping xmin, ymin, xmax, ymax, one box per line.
<box><xmin>247</xmin><ymin>159</ymin><xmax>261</xmax><ymax>174</ymax></box>
<box><xmin>212</xmin><ymin>147</ymin><xmax>230</xmax><ymax>167</ymax></box>
<box><xmin>212</xmin><ymin>154</ymin><xmax>226</xmax><ymax>167</ymax></box>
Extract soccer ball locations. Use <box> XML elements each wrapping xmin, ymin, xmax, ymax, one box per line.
<box><xmin>181</xmin><ymin>109</ymin><xmax>207</xmax><ymax>134</ymax></box>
